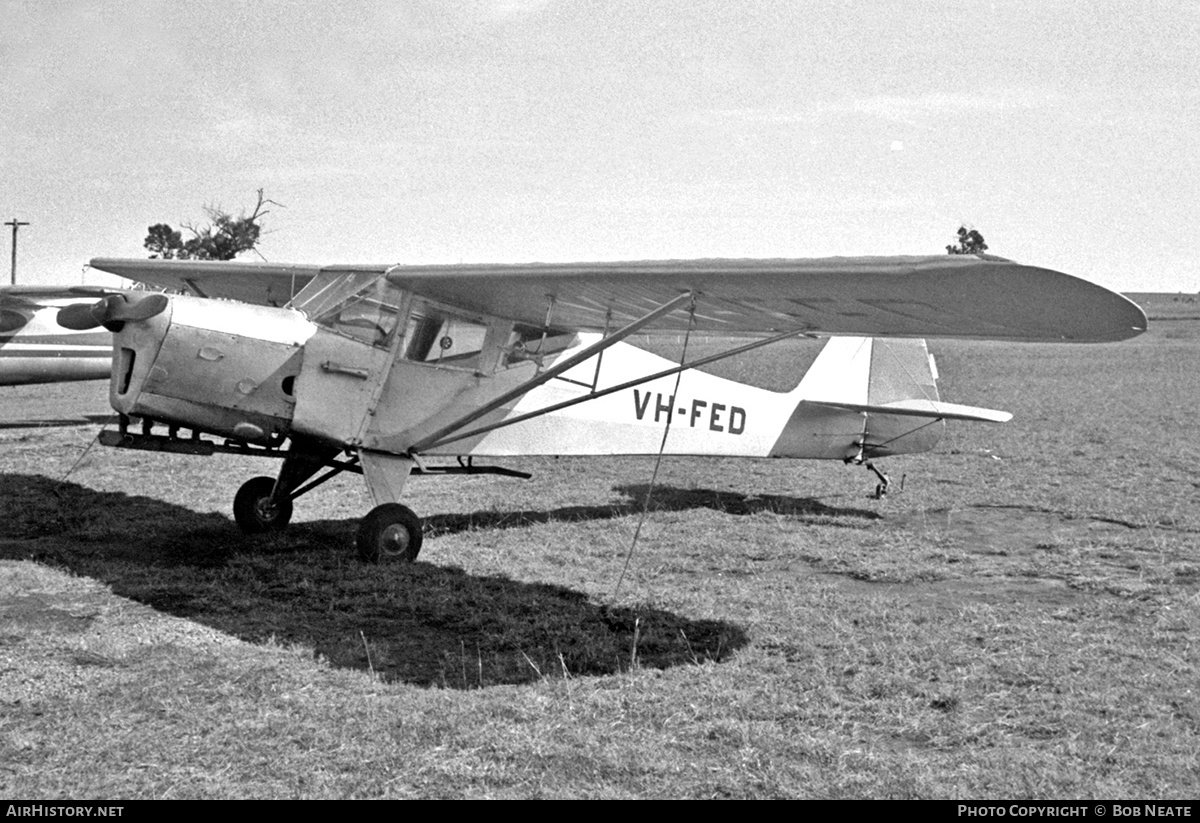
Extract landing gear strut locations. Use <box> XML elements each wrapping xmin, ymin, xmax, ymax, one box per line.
<box><xmin>231</xmin><ymin>439</ymin><xmax>341</xmax><ymax>535</ymax></box>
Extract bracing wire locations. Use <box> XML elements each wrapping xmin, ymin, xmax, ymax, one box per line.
<box><xmin>57</xmin><ymin>413</ymin><xmax>119</xmax><ymax>489</ymax></box>
<box><xmin>612</xmin><ymin>297</ymin><xmax>696</xmax><ymax>600</ymax></box>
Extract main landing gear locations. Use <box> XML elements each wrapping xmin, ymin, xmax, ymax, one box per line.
<box><xmin>231</xmin><ymin>473</ymin><xmax>425</xmax><ymax>563</ymax></box>
<box><xmin>226</xmin><ymin>441</ymin><xmax>427</xmax><ymax>564</ymax></box>
<box><xmin>223</xmin><ymin>449</ymin><xmax>530</xmax><ymax>564</ymax></box>
<box><xmin>98</xmin><ymin>422</ymin><xmax>533</xmax><ymax>565</ymax></box>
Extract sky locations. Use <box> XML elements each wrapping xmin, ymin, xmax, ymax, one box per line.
<box><xmin>2</xmin><ymin>0</ymin><xmax>1197</xmax><ymax>293</ymax></box>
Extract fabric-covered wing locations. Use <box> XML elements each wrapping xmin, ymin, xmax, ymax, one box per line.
<box><xmin>89</xmin><ymin>258</ymin><xmax>324</xmax><ymax>307</ymax></box>
<box><xmin>1</xmin><ymin>285</ymin><xmax>119</xmax><ymax>309</ymax></box>
<box><xmin>89</xmin><ymin>255</ymin><xmax>1147</xmax><ymax>342</ymax></box>
<box><xmin>382</xmin><ymin>256</ymin><xmax>1145</xmax><ymax>342</ymax></box>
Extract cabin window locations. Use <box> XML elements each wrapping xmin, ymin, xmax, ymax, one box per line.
<box><xmin>401</xmin><ymin>304</ymin><xmax>489</xmax><ymax>369</ymax></box>
<box><xmin>500</xmin><ymin>323</ymin><xmax>578</xmax><ymax>369</ymax></box>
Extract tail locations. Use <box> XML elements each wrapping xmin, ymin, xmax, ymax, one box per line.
<box><xmin>770</xmin><ymin>337</ymin><xmax>1010</xmax><ymax>460</ymax></box>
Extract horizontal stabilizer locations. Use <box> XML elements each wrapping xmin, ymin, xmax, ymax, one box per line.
<box><xmin>800</xmin><ymin>398</ymin><xmax>1012</xmax><ymax>423</ymax></box>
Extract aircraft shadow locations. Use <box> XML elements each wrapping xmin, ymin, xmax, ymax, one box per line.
<box><xmin>0</xmin><ymin>474</ymin><xmax>748</xmax><ymax>688</ymax></box>
<box><xmin>424</xmin><ymin>482</ymin><xmax>881</xmax><ymax>536</ymax></box>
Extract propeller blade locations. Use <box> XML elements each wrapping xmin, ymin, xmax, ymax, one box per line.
<box><xmin>56</xmin><ymin>301</ymin><xmax>105</xmax><ymax>330</ymax></box>
<box><xmin>56</xmin><ymin>293</ymin><xmax>169</xmax><ymax>331</ymax></box>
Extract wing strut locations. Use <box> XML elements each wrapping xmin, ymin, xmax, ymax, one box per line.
<box><xmin>406</xmin><ymin>291</ymin><xmax>696</xmax><ymax>454</ymax></box>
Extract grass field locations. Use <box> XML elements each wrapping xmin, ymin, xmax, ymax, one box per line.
<box><xmin>1</xmin><ymin>295</ymin><xmax>1197</xmax><ymax>798</ymax></box>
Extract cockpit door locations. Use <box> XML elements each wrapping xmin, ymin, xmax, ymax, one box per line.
<box><xmin>288</xmin><ymin>272</ymin><xmax>409</xmax><ymax>447</ymax></box>
<box><xmin>289</xmin><ymin>328</ymin><xmax>396</xmax><ymax>446</ymax></box>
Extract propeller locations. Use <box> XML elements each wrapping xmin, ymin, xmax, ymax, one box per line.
<box><xmin>57</xmin><ymin>293</ymin><xmax>169</xmax><ymax>331</ymax></box>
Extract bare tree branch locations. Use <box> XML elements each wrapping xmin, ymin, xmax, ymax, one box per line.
<box><xmin>143</xmin><ymin>190</ymin><xmax>281</xmax><ymax>261</ymax></box>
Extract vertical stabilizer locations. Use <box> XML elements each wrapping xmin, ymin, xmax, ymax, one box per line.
<box><xmin>773</xmin><ymin>336</ymin><xmax>946</xmax><ymax>459</ymax></box>
<box><xmin>867</xmin><ymin>338</ymin><xmax>940</xmax><ymax>406</ymax></box>
<box><xmin>792</xmin><ymin>336</ymin><xmax>939</xmax><ymax>406</ymax></box>
<box><xmin>791</xmin><ymin>336</ymin><xmax>875</xmax><ymax>404</ymax></box>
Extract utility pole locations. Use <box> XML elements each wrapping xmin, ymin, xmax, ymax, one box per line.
<box><xmin>5</xmin><ymin>218</ymin><xmax>30</xmax><ymax>286</ymax></box>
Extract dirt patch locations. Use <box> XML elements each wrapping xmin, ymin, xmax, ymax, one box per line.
<box><xmin>886</xmin><ymin>503</ymin><xmax>1138</xmax><ymax>553</ymax></box>
<box><xmin>793</xmin><ymin>503</ymin><xmax>1175</xmax><ymax>608</ymax></box>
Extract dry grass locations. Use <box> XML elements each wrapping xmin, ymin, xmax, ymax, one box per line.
<box><xmin>1</xmin><ymin>310</ymin><xmax>1197</xmax><ymax>798</ymax></box>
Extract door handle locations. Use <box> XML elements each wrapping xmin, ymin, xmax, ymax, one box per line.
<box><xmin>320</xmin><ymin>361</ymin><xmax>370</xmax><ymax>379</ymax></box>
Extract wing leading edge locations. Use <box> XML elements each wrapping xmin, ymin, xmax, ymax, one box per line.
<box><xmin>382</xmin><ymin>256</ymin><xmax>1146</xmax><ymax>342</ymax></box>
<box><xmin>88</xmin><ymin>258</ymin><xmax>324</xmax><ymax>307</ymax></box>
<box><xmin>90</xmin><ymin>255</ymin><xmax>1146</xmax><ymax>343</ymax></box>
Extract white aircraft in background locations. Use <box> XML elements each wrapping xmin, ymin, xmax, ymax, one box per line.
<box><xmin>0</xmin><ymin>286</ymin><xmax>119</xmax><ymax>385</ymax></box>
<box><xmin>60</xmin><ymin>255</ymin><xmax>1146</xmax><ymax>564</ymax></box>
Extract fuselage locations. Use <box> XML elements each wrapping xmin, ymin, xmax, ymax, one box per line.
<box><xmin>105</xmin><ymin>271</ymin><xmax>947</xmax><ymax>462</ymax></box>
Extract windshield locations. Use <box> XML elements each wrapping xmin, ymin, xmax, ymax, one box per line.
<box><xmin>292</xmin><ymin>272</ymin><xmax>406</xmax><ymax>348</ymax></box>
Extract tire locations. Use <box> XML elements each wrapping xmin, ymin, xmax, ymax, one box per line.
<box><xmin>357</xmin><ymin>503</ymin><xmax>423</xmax><ymax>563</ymax></box>
<box><xmin>233</xmin><ymin>476</ymin><xmax>293</xmax><ymax>534</ymax></box>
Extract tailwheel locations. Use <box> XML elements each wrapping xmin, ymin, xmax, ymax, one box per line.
<box><xmin>866</xmin><ymin>462</ymin><xmax>890</xmax><ymax>500</ymax></box>
<box><xmin>357</xmin><ymin>503</ymin><xmax>423</xmax><ymax>563</ymax></box>
<box><xmin>233</xmin><ymin>476</ymin><xmax>294</xmax><ymax>534</ymax></box>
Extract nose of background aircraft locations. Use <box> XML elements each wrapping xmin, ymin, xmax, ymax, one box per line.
<box><xmin>57</xmin><ymin>292</ymin><xmax>170</xmax><ymax>332</ymax></box>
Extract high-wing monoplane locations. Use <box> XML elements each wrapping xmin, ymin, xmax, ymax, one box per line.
<box><xmin>62</xmin><ymin>255</ymin><xmax>1146</xmax><ymax>563</ymax></box>
<box><xmin>1</xmin><ymin>286</ymin><xmax>119</xmax><ymax>385</ymax></box>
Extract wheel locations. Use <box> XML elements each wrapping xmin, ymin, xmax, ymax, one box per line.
<box><xmin>233</xmin><ymin>476</ymin><xmax>293</xmax><ymax>534</ymax></box>
<box><xmin>357</xmin><ymin>503</ymin><xmax>423</xmax><ymax>563</ymax></box>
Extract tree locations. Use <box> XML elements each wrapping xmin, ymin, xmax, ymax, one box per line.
<box><xmin>144</xmin><ymin>189</ymin><xmax>280</xmax><ymax>260</ymax></box>
<box><xmin>946</xmin><ymin>225</ymin><xmax>988</xmax><ymax>255</ymax></box>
